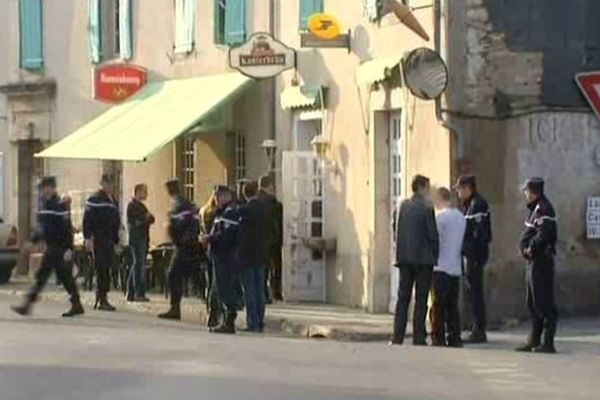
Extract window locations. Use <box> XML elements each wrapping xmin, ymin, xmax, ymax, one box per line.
<box><xmin>88</xmin><ymin>0</ymin><xmax>132</xmax><ymax>63</ymax></box>
<box><xmin>174</xmin><ymin>0</ymin><xmax>195</xmax><ymax>54</ymax></box>
<box><xmin>234</xmin><ymin>131</ymin><xmax>247</xmax><ymax>181</ymax></box>
<box><xmin>19</xmin><ymin>0</ymin><xmax>43</xmax><ymax>69</ymax></box>
<box><xmin>214</xmin><ymin>0</ymin><xmax>246</xmax><ymax>46</ymax></box>
<box><xmin>176</xmin><ymin>137</ymin><xmax>196</xmax><ymax>201</ymax></box>
<box><xmin>299</xmin><ymin>0</ymin><xmax>323</xmax><ymax>31</ymax></box>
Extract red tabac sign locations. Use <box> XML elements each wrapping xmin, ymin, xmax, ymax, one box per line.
<box><xmin>94</xmin><ymin>64</ymin><xmax>147</xmax><ymax>103</ymax></box>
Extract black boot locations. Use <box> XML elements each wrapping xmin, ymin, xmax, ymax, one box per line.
<box><xmin>463</xmin><ymin>328</ymin><xmax>487</xmax><ymax>344</ymax></box>
<box><xmin>97</xmin><ymin>295</ymin><xmax>116</xmax><ymax>312</ymax></box>
<box><xmin>210</xmin><ymin>312</ymin><xmax>236</xmax><ymax>334</ymax></box>
<box><xmin>516</xmin><ymin>319</ymin><xmax>543</xmax><ymax>352</ymax></box>
<box><xmin>11</xmin><ymin>298</ymin><xmax>33</xmax><ymax>316</ymax></box>
<box><xmin>207</xmin><ymin>307</ymin><xmax>221</xmax><ymax>328</ymax></box>
<box><xmin>62</xmin><ymin>301</ymin><xmax>85</xmax><ymax>318</ymax></box>
<box><xmin>158</xmin><ymin>305</ymin><xmax>181</xmax><ymax>321</ymax></box>
<box><xmin>534</xmin><ymin>321</ymin><xmax>557</xmax><ymax>354</ymax></box>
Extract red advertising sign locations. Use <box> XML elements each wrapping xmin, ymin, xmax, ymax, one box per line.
<box><xmin>575</xmin><ymin>71</ymin><xmax>600</xmax><ymax>121</ymax></box>
<box><xmin>94</xmin><ymin>64</ymin><xmax>147</xmax><ymax>103</ymax></box>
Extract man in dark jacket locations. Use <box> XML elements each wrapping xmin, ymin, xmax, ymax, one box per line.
<box><xmin>392</xmin><ymin>175</ymin><xmax>439</xmax><ymax>345</ymax></box>
<box><xmin>83</xmin><ymin>174</ymin><xmax>121</xmax><ymax>312</ymax></box>
<box><xmin>12</xmin><ymin>177</ymin><xmax>84</xmax><ymax>317</ymax></box>
<box><xmin>158</xmin><ymin>178</ymin><xmax>201</xmax><ymax>320</ymax></box>
<box><xmin>238</xmin><ymin>181</ymin><xmax>269</xmax><ymax>332</ymax></box>
<box><xmin>257</xmin><ymin>175</ymin><xmax>284</xmax><ymax>302</ymax></box>
<box><xmin>516</xmin><ymin>178</ymin><xmax>558</xmax><ymax>354</ymax></box>
<box><xmin>126</xmin><ymin>183</ymin><xmax>155</xmax><ymax>302</ymax></box>
<box><xmin>202</xmin><ymin>186</ymin><xmax>240</xmax><ymax>334</ymax></box>
<box><xmin>456</xmin><ymin>175</ymin><xmax>492</xmax><ymax>343</ymax></box>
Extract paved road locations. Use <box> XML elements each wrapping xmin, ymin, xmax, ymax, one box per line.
<box><xmin>0</xmin><ymin>294</ymin><xmax>598</xmax><ymax>400</ymax></box>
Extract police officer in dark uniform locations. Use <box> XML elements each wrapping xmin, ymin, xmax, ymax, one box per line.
<box><xmin>158</xmin><ymin>178</ymin><xmax>201</xmax><ymax>320</ymax></box>
<box><xmin>516</xmin><ymin>178</ymin><xmax>558</xmax><ymax>354</ymax></box>
<box><xmin>83</xmin><ymin>174</ymin><xmax>121</xmax><ymax>312</ymax></box>
<box><xmin>11</xmin><ymin>177</ymin><xmax>84</xmax><ymax>317</ymax></box>
<box><xmin>455</xmin><ymin>175</ymin><xmax>492</xmax><ymax>343</ymax></box>
<box><xmin>201</xmin><ymin>186</ymin><xmax>240</xmax><ymax>334</ymax></box>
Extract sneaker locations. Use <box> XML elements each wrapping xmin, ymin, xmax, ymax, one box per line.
<box><xmin>463</xmin><ymin>330</ymin><xmax>488</xmax><ymax>344</ymax></box>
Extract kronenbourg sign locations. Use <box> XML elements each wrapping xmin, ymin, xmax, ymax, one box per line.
<box><xmin>229</xmin><ymin>32</ymin><xmax>296</xmax><ymax>79</ymax></box>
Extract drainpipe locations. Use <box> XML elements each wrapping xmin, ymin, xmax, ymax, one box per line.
<box><xmin>434</xmin><ymin>0</ymin><xmax>465</xmax><ymax>177</ymax></box>
<box><xmin>269</xmin><ymin>0</ymin><xmax>277</xmax><ymax>177</ymax></box>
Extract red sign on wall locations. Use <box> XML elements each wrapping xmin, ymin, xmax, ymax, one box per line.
<box><xmin>94</xmin><ymin>64</ymin><xmax>147</xmax><ymax>103</ymax></box>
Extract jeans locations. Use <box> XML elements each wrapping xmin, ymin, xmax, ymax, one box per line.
<box><xmin>465</xmin><ymin>254</ymin><xmax>488</xmax><ymax>332</ymax></box>
<box><xmin>242</xmin><ymin>266</ymin><xmax>266</xmax><ymax>331</ymax></box>
<box><xmin>127</xmin><ymin>236</ymin><xmax>148</xmax><ymax>298</ymax></box>
<box><xmin>29</xmin><ymin>246</ymin><xmax>80</xmax><ymax>305</ymax></box>
<box><xmin>431</xmin><ymin>271</ymin><xmax>461</xmax><ymax>346</ymax></box>
<box><xmin>393</xmin><ymin>264</ymin><xmax>433</xmax><ymax>344</ymax></box>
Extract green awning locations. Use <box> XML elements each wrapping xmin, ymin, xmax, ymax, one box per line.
<box><xmin>280</xmin><ymin>85</ymin><xmax>323</xmax><ymax>110</ymax></box>
<box><xmin>355</xmin><ymin>56</ymin><xmax>401</xmax><ymax>85</ymax></box>
<box><xmin>36</xmin><ymin>73</ymin><xmax>252</xmax><ymax>161</ymax></box>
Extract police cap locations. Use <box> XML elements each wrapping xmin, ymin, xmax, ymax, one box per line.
<box><xmin>165</xmin><ymin>178</ymin><xmax>181</xmax><ymax>191</ymax></box>
<box><xmin>39</xmin><ymin>176</ymin><xmax>57</xmax><ymax>188</ymax></box>
<box><xmin>521</xmin><ymin>177</ymin><xmax>545</xmax><ymax>194</ymax></box>
<box><xmin>454</xmin><ymin>175</ymin><xmax>477</xmax><ymax>189</ymax></box>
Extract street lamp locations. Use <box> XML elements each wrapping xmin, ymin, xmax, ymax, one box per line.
<box><xmin>310</xmin><ymin>135</ymin><xmax>330</xmax><ymax>161</ymax></box>
<box><xmin>261</xmin><ymin>139</ymin><xmax>277</xmax><ymax>173</ymax></box>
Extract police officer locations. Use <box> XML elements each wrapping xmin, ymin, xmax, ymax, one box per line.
<box><xmin>516</xmin><ymin>178</ymin><xmax>558</xmax><ymax>354</ymax></box>
<box><xmin>158</xmin><ymin>178</ymin><xmax>201</xmax><ymax>320</ymax></box>
<box><xmin>455</xmin><ymin>175</ymin><xmax>492</xmax><ymax>344</ymax></box>
<box><xmin>83</xmin><ymin>174</ymin><xmax>121</xmax><ymax>312</ymax></box>
<box><xmin>11</xmin><ymin>177</ymin><xmax>84</xmax><ymax>317</ymax></box>
<box><xmin>201</xmin><ymin>186</ymin><xmax>240</xmax><ymax>334</ymax></box>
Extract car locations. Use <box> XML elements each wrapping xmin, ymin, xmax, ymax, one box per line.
<box><xmin>0</xmin><ymin>219</ymin><xmax>19</xmax><ymax>284</ymax></box>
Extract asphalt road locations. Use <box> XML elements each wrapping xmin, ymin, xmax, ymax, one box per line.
<box><xmin>0</xmin><ymin>294</ymin><xmax>598</xmax><ymax>400</ymax></box>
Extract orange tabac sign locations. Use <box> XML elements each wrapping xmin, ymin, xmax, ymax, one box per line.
<box><xmin>307</xmin><ymin>13</ymin><xmax>341</xmax><ymax>40</ymax></box>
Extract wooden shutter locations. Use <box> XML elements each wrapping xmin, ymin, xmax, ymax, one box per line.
<box><xmin>174</xmin><ymin>0</ymin><xmax>195</xmax><ymax>54</ymax></box>
<box><xmin>299</xmin><ymin>0</ymin><xmax>323</xmax><ymax>31</ymax></box>
<box><xmin>225</xmin><ymin>0</ymin><xmax>246</xmax><ymax>46</ymax></box>
<box><xmin>19</xmin><ymin>0</ymin><xmax>43</xmax><ymax>69</ymax></box>
<box><xmin>119</xmin><ymin>0</ymin><xmax>133</xmax><ymax>60</ymax></box>
<box><xmin>88</xmin><ymin>0</ymin><xmax>101</xmax><ymax>63</ymax></box>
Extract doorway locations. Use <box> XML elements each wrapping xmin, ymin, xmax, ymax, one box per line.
<box><xmin>389</xmin><ymin>111</ymin><xmax>404</xmax><ymax>312</ymax></box>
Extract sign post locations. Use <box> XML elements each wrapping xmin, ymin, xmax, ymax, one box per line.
<box><xmin>94</xmin><ymin>64</ymin><xmax>147</xmax><ymax>103</ymax></box>
<box><xmin>229</xmin><ymin>33</ymin><xmax>296</xmax><ymax>79</ymax></box>
<box><xmin>575</xmin><ymin>71</ymin><xmax>600</xmax><ymax>121</ymax></box>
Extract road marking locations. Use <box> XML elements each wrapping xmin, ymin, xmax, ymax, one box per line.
<box><xmin>467</xmin><ymin>360</ymin><xmax>554</xmax><ymax>394</ymax></box>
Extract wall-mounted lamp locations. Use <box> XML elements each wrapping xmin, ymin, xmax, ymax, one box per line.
<box><xmin>310</xmin><ymin>135</ymin><xmax>330</xmax><ymax>161</ymax></box>
<box><xmin>261</xmin><ymin>139</ymin><xmax>277</xmax><ymax>172</ymax></box>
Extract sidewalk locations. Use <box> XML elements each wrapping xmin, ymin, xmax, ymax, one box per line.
<box><xmin>0</xmin><ymin>277</ymin><xmax>394</xmax><ymax>341</ymax></box>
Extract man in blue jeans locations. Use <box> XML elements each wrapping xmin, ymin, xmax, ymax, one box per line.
<box><xmin>126</xmin><ymin>184</ymin><xmax>155</xmax><ymax>302</ymax></box>
<box><xmin>237</xmin><ymin>181</ymin><xmax>269</xmax><ymax>332</ymax></box>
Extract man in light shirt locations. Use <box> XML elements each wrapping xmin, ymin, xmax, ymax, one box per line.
<box><xmin>431</xmin><ymin>187</ymin><xmax>467</xmax><ymax>348</ymax></box>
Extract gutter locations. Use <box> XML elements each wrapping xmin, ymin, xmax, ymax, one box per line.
<box><xmin>269</xmin><ymin>0</ymin><xmax>277</xmax><ymax>145</ymax></box>
<box><xmin>434</xmin><ymin>0</ymin><xmax>465</xmax><ymax>161</ymax></box>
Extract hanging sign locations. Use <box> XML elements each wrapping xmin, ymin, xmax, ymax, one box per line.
<box><xmin>587</xmin><ymin>197</ymin><xmax>600</xmax><ymax>239</ymax></box>
<box><xmin>308</xmin><ymin>13</ymin><xmax>342</xmax><ymax>40</ymax></box>
<box><xmin>94</xmin><ymin>64</ymin><xmax>147</xmax><ymax>103</ymax></box>
<box><xmin>229</xmin><ymin>32</ymin><xmax>296</xmax><ymax>79</ymax></box>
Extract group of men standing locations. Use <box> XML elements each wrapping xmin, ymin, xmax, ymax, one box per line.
<box><xmin>391</xmin><ymin>174</ymin><xmax>558</xmax><ymax>353</ymax></box>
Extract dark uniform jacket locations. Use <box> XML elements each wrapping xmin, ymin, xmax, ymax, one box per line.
<box><xmin>257</xmin><ymin>191</ymin><xmax>283</xmax><ymax>252</ymax></box>
<box><xmin>33</xmin><ymin>194</ymin><xmax>73</xmax><ymax>250</ymax></box>
<box><xmin>168</xmin><ymin>196</ymin><xmax>201</xmax><ymax>258</ymax></box>
<box><xmin>127</xmin><ymin>198</ymin><xmax>154</xmax><ymax>241</ymax></box>
<box><xmin>237</xmin><ymin>197</ymin><xmax>269</xmax><ymax>268</ymax></box>
<box><xmin>83</xmin><ymin>190</ymin><xmax>121</xmax><ymax>245</ymax></box>
<box><xmin>519</xmin><ymin>196</ymin><xmax>557</xmax><ymax>262</ymax></box>
<box><xmin>208</xmin><ymin>202</ymin><xmax>239</xmax><ymax>261</ymax></box>
<box><xmin>461</xmin><ymin>193</ymin><xmax>492</xmax><ymax>260</ymax></box>
<box><xmin>394</xmin><ymin>194</ymin><xmax>439</xmax><ymax>267</ymax></box>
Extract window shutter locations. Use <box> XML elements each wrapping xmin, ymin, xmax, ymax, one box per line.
<box><xmin>174</xmin><ymin>0</ymin><xmax>195</xmax><ymax>54</ymax></box>
<box><xmin>88</xmin><ymin>0</ymin><xmax>101</xmax><ymax>64</ymax></box>
<box><xmin>119</xmin><ymin>0</ymin><xmax>133</xmax><ymax>60</ymax></box>
<box><xmin>19</xmin><ymin>0</ymin><xmax>43</xmax><ymax>69</ymax></box>
<box><xmin>225</xmin><ymin>0</ymin><xmax>246</xmax><ymax>46</ymax></box>
<box><xmin>299</xmin><ymin>0</ymin><xmax>323</xmax><ymax>31</ymax></box>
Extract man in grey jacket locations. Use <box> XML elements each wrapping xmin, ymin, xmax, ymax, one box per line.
<box><xmin>391</xmin><ymin>175</ymin><xmax>439</xmax><ymax>346</ymax></box>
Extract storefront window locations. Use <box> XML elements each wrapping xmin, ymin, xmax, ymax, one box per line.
<box><xmin>235</xmin><ymin>131</ymin><xmax>247</xmax><ymax>181</ymax></box>
<box><xmin>182</xmin><ymin>137</ymin><xmax>195</xmax><ymax>201</ymax></box>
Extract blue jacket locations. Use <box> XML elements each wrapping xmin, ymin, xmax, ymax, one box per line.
<box><xmin>168</xmin><ymin>196</ymin><xmax>201</xmax><ymax>257</ymax></box>
<box><xmin>208</xmin><ymin>202</ymin><xmax>239</xmax><ymax>260</ymax></box>
<box><xmin>461</xmin><ymin>193</ymin><xmax>492</xmax><ymax>260</ymax></box>
<box><xmin>33</xmin><ymin>194</ymin><xmax>73</xmax><ymax>250</ymax></box>
<box><xmin>519</xmin><ymin>196</ymin><xmax>557</xmax><ymax>261</ymax></box>
<box><xmin>83</xmin><ymin>190</ymin><xmax>121</xmax><ymax>245</ymax></box>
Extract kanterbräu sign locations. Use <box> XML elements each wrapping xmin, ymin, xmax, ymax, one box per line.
<box><xmin>94</xmin><ymin>64</ymin><xmax>147</xmax><ymax>103</ymax></box>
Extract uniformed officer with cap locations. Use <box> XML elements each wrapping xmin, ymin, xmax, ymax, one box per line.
<box><xmin>201</xmin><ymin>185</ymin><xmax>240</xmax><ymax>334</ymax></box>
<box><xmin>11</xmin><ymin>177</ymin><xmax>84</xmax><ymax>317</ymax></box>
<box><xmin>83</xmin><ymin>174</ymin><xmax>121</xmax><ymax>311</ymax></box>
<box><xmin>455</xmin><ymin>175</ymin><xmax>492</xmax><ymax>343</ymax></box>
<box><xmin>158</xmin><ymin>178</ymin><xmax>201</xmax><ymax>320</ymax></box>
<box><xmin>516</xmin><ymin>177</ymin><xmax>558</xmax><ymax>354</ymax></box>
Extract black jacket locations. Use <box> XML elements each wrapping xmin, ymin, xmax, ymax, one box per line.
<box><xmin>127</xmin><ymin>198</ymin><xmax>154</xmax><ymax>240</ymax></box>
<box><xmin>394</xmin><ymin>194</ymin><xmax>439</xmax><ymax>266</ymax></box>
<box><xmin>237</xmin><ymin>197</ymin><xmax>269</xmax><ymax>268</ymax></box>
<box><xmin>461</xmin><ymin>193</ymin><xmax>492</xmax><ymax>260</ymax></box>
<box><xmin>33</xmin><ymin>194</ymin><xmax>73</xmax><ymax>250</ymax></box>
<box><xmin>83</xmin><ymin>190</ymin><xmax>121</xmax><ymax>245</ymax></box>
<box><xmin>519</xmin><ymin>196</ymin><xmax>557</xmax><ymax>262</ymax></box>
<box><xmin>168</xmin><ymin>196</ymin><xmax>201</xmax><ymax>257</ymax></box>
<box><xmin>208</xmin><ymin>202</ymin><xmax>239</xmax><ymax>260</ymax></box>
<box><xmin>257</xmin><ymin>190</ymin><xmax>283</xmax><ymax>251</ymax></box>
